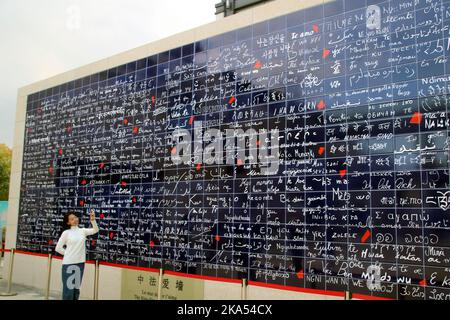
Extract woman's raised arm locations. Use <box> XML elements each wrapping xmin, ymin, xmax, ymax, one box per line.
<box><xmin>84</xmin><ymin>209</ymin><xmax>99</xmax><ymax>236</ymax></box>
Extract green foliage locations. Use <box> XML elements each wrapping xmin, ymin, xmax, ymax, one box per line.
<box><xmin>0</xmin><ymin>144</ymin><xmax>12</xmax><ymax>201</ymax></box>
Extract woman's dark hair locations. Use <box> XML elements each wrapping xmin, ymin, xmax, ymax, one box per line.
<box><xmin>62</xmin><ymin>212</ymin><xmax>78</xmax><ymax>231</ymax></box>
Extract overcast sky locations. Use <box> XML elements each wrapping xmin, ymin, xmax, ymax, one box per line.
<box><xmin>0</xmin><ymin>0</ymin><xmax>217</xmax><ymax>148</ymax></box>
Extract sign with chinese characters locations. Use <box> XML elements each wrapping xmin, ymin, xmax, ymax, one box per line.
<box><xmin>121</xmin><ymin>269</ymin><xmax>204</xmax><ymax>300</ymax></box>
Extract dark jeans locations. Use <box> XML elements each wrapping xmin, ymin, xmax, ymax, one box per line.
<box><xmin>61</xmin><ymin>262</ymin><xmax>85</xmax><ymax>300</ymax></box>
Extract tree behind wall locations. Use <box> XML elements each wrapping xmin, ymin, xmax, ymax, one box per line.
<box><xmin>0</xmin><ymin>144</ymin><xmax>12</xmax><ymax>201</ymax></box>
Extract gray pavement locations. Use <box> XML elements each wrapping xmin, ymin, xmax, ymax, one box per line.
<box><xmin>0</xmin><ymin>279</ymin><xmax>60</xmax><ymax>300</ymax></box>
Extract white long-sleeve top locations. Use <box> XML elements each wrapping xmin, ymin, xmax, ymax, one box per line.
<box><xmin>55</xmin><ymin>220</ymin><xmax>99</xmax><ymax>265</ymax></box>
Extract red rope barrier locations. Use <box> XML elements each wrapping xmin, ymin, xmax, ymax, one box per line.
<box><xmin>98</xmin><ymin>261</ymin><xmax>159</xmax><ymax>273</ymax></box>
<box><xmin>15</xmin><ymin>250</ymin><xmax>47</xmax><ymax>257</ymax></box>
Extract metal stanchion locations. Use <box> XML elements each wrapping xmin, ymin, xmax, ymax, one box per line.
<box><xmin>0</xmin><ymin>244</ymin><xmax>4</xmax><ymax>279</ymax></box>
<box><xmin>44</xmin><ymin>253</ymin><xmax>52</xmax><ymax>300</ymax></box>
<box><xmin>157</xmin><ymin>268</ymin><xmax>163</xmax><ymax>300</ymax></box>
<box><xmin>0</xmin><ymin>249</ymin><xmax>3</xmax><ymax>279</ymax></box>
<box><xmin>0</xmin><ymin>249</ymin><xmax>17</xmax><ymax>296</ymax></box>
<box><xmin>344</xmin><ymin>291</ymin><xmax>352</xmax><ymax>300</ymax></box>
<box><xmin>93</xmin><ymin>260</ymin><xmax>99</xmax><ymax>300</ymax></box>
<box><xmin>241</xmin><ymin>278</ymin><xmax>248</xmax><ymax>300</ymax></box>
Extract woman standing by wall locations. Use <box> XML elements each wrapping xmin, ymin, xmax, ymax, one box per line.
<box><xmin>55</xmin><ymin>209</ymin><xmax>99</xmax><ymax>300</ymax></box>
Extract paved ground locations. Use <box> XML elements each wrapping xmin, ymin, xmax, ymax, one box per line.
<box><xmin>0</xmin><ymin>282</ymin><xmax>58</xmax><ymax>300</ymax></box>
